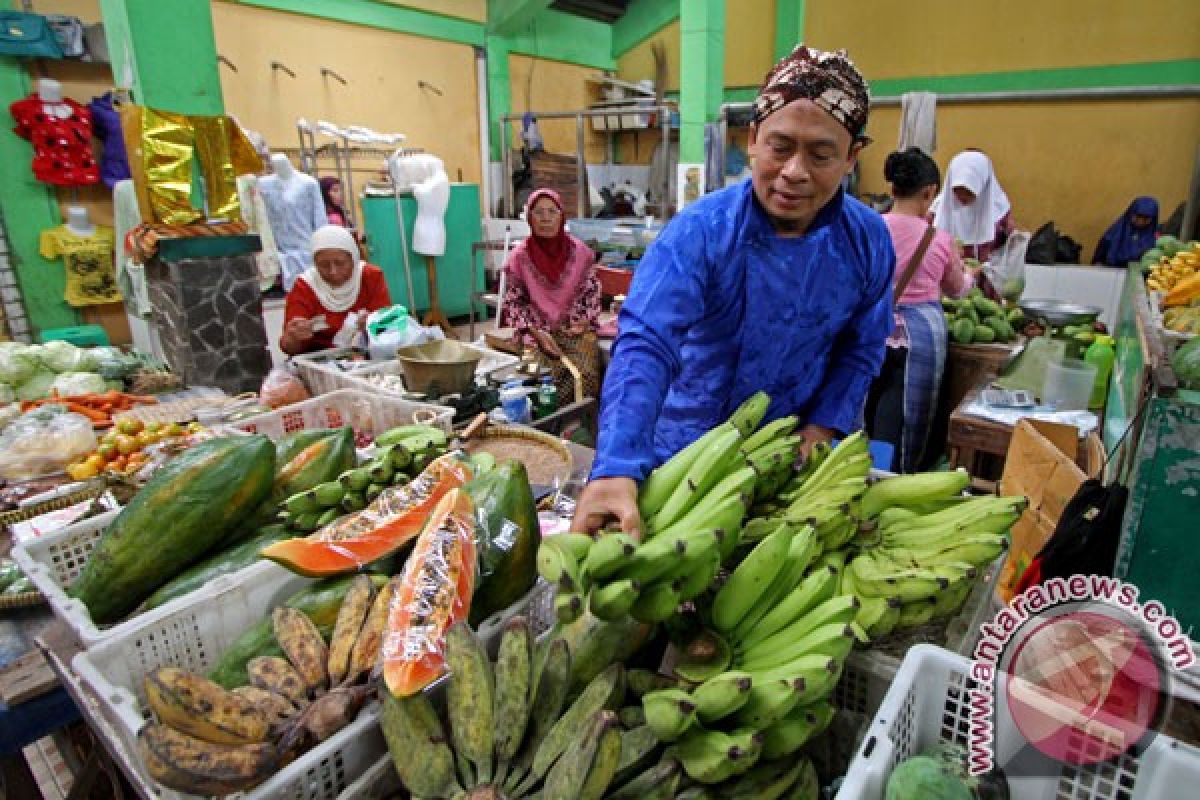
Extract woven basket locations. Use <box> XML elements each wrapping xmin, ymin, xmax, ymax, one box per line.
<box><xmin>464</xmin><ymin>425</ymin><xmax>573</xmax><ymax>486</ymax></box>
<box><xmin>0</xmin><ymin>590</ymin><xmax>45</xmax><ymax>610</ymax></box>
<box><xmin>0</xmin><ymin>479</ymin><xmax>108</xmax><ymax>537</ymax></box>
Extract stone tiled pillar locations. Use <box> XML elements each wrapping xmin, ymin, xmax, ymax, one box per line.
<box><xmin>146</xmin><ymin>238</ymin><xmax>269</xmax><ymax>394</ymax></box>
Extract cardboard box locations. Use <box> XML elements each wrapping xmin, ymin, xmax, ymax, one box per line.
<box><xmin>995</xmin><ymin>419</ymin><xmax>1104</xmax><ymax>603</ymax></box>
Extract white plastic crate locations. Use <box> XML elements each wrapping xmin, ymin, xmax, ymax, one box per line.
<box><xmin>71</xmin><ymin>571</ymin><xmax>555</xmax><ymax>800</ymax></box>
<box><xmin>334</xmin><ymin>757</ymin><xmax>399</xmax><ymax>800</ymax></box>
<box><xmin>11</xmin><ymin>509</ymin><xmax>286</xmax><ymax>649</ymax></box>
<box><xmin>836</xmin><ymin>644</ymin><xmax>1200</xmax><ymax>800</ymax></box>
<box><xmin>226</xmin><ymin>389</ymin><xmax>454</xmax><ymax>444</ymax></box>
<box><xmin>292</xmin><ymin>348</ymin><xmax>381</xmax><ymax>396</ymax></box>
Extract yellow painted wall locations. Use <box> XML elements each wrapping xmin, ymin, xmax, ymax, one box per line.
<box><xmin>507</xmin><ymin>54</ymin><xmax>609</xmax><ymax>164</ymax></box>
<box><xmin>616</xmin><ymin>19</ymin><xmax>681</xmax><ymax>91</ymax></box>
<box><xmin>857</xmin><ymin>100</ymin><xmax>1200</xmax><ymax>258</ymax></box>
<box><xmin>806</xmin><ymin>0</ymin><xmax>1200</xmax><ymax>78</ymax></box>
<box><xmin>724</xmin><ymin>0</ymin><xmax>775</xmax><ymax>88</ymax></box>
<box><xmin>380</xmin><ymin>0</ymin><xmax>485</xmax><ymax>23</ymax></box>
<box><xmin>211</xmin><ymin>0</ymin><xmax>483</xmax><ymax>199</ymax></box>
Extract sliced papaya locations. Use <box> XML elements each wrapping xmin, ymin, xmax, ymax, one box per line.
<box><xmin>383</xmin><ymin>488</ymin><xmax>478</xmax><ymax>697</ymax></box>
<box><xmin>261</xmin><ymin>454</ymin><xmax>473</xmax><ymax>577</ymax></box>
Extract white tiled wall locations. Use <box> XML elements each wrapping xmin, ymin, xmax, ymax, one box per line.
<box><xmin>0</xmin><ymin>208</ymin><xmax>32</xmax><ymax>342</ymax></box>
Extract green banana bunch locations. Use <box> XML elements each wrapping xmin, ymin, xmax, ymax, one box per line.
<box><xmin>859</xmin><ymin>467</ymin><xmax>970</xmax><ymax>519</ymax></box>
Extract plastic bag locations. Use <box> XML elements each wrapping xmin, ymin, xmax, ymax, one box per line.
<box><xmin>366</xmin><ymin>305</ymin><xmax>443</xmax><ymax>361</ymax></box>
<box><xmin>0</xmin><ymin>407</ymin><xmax>97</xmax><ymax>481</ymax></box>
<box><xmin>260</xmin><ymin>366</ymin><xmax>310</xmax><ymax>409</ymax></box>
<box><xmin>333</xmin><ymin>310</ymin><xmax>367</xmax><ymax>349</ymax></box>
<box><xmin>984</xmin><ymin>230</ymin><xmax>1031</xmax><ymax>301</ymax></box>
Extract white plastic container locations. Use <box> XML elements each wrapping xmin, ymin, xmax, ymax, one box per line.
<box><xmin>1042</xmin><ymin>358</ymin><xmax>1097</xmax><ymax>411</ymax></box>
<box><xmin>291</xmin><ymin>347</ymin><xmax>380</xmax><ymax>396</ymax></box>
<box><xmin>11</xmin><ymin>509</ymin><xmax>288</xmax><ymax>649</ymax></box>
<box><xmin>72</xmin><ymin>574</ymin><xmax>556</xmax><ymax>800</ymax></box>
<box><xmin>225</xmin><ymin>389</ymin><xmax>454</xmax><ymax>442</ymax></box>
<box><xmin>836</xmin><ymin>644</ymin><xmax>1200</xmax><ymax>800</ymax></box>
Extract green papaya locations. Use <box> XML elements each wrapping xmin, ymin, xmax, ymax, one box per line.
<box><xmin>972</xmin><ymin>297</ymin><xmax>1002</xmax><ymax>317</ymax></box>
<box><xmin>273</xmin><ymin>426</ymin><xmax>356</xmax><ymax>501</ymax></box>
<box><xmin>885</xmin><ymin>755</ymin><xmax>974</xmax><ymax>800</ymax></box>
<box><xmin>208</xmin><ymin>573</ymin><xmax>389</xmax><ymax>688</ymax></box>
<box><xmin>142</xmin><ymin>524</ymin><xmax>292</xmax><ymax>610</ymax></box>
<box><xmin>68</xmin><ymin>436</ymin><xmax>276</xmax><ymax>624</ymax></box>
<box><xmin>972</xmin><ymin>325</ymin><xmax>996</xmax><ymax>344</ymax></box>
<box><xmin>951</xmin><ymin>319</ymin><xmax>976</xmax><ymax>344</ymax></box>
<box><xmin>465</xmin><ymin>460</ymin><xmax>539</xmax><ymax>626</ymax></box>
<box><xmin>274</xmin><ymin>429</ymin><xmax>336</xmax><ymax>467</ymax></box>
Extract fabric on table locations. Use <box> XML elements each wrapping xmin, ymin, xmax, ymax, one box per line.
<box><xmin>112</xmin><ymin>180</ymin><xmax>151</xmax><ymax>317</ymax></box>
<box><xmin>897</xmin><ymin>301</ymin><xmax>947</xmax><ymax>473</ymax></box>
<box><xmin>9</xmin><ymin>94</ymin><xmax>99</xmax><ymax>186</ymax></box>
<box><xmin>236</xmin><ymin>174</ymin><xmax>282</xmax><ymax>290</ymax></box>
<box><xmin>45</xmin><ymin>14</ymin><xmax>85</xmax><ymax>57</ymax></box>
<box><xmin>283</xmin><ymin>264</ymin><xmax>391</xmax><ymax>353</ymax></box>
<box><xmin>40</xmin><ymin>225</ymin><xmax>120</xmax><ymax>307</ymax></box>
<box><xmin>88</xmin><ymin>92</ymin><xmax>131</xmax><ymax>188</ymax></box>
<box><xmin>591</xmin><ymin>179</ymin><xmax>895</xmax><ymax>482</ymax></box>
<box><xmin>259</xmin><ymin>172</ymin><xmax>327</xmax><ymax>291</ymax></box>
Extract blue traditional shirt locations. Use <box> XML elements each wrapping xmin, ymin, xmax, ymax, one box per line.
<box><xmin>591</xmin><ymin>179</ymin><xmax>894</xmax><ymax>482</ymax></box>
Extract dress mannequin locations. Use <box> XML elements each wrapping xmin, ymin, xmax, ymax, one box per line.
<box><xmin>411</xmin><ymin>155</ymin><xmax>449</xmax><ymax>257</ymax></box>
<box><xmin>64</xmin><ymin>205</ymin><xmax>95</xmax><ymax>237</ymax></box>
<box><xmin>259</xmin><ymin>153</ymin><xmax>326</xmax><ymax>290</ymax></box>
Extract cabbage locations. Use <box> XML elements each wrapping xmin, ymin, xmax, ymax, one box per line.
<box><xmin>0</xmin><ymin>383</ymin><xmax>13</xmax><ymax>404</ymax></box>
<box><xmin>52</xmin><ymin>371</ymin><xmax>107</xmax><ymax>397</ymax></box>
<box><xmin>0</xmin><ymin>343</ymin><xmax>37</xmax><ymax>384</ymax></box>
<box><xmin>39</xmin><ymin>340</ymin><xmax>95</xmax><ymax>372</ymax></box>
<box><xmin>16</xmin><ymin>371</ymin><xmax>57</xmax><ymax>401</ymax></box>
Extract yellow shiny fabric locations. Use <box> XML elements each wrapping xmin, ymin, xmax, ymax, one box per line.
<box><xmin>121</xmin><ymin>106</ymin><xmax>263</xmax><ymax>225</ymax></box>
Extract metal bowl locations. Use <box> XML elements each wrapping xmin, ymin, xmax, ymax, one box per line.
<box><xmin>1018</xmin><ymin>299</ymin><xmax>1102</xmax><ymax>327</ymax></box>
<box><xmin>395</xmin><ymin>340</ymin><xmax>483</xmax><ymax>396</ymax></box>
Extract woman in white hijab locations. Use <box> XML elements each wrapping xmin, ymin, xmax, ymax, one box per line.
<box><xmin>280</xmin><ymin>225</ymin><xmax>392</xmax><ymax>355</ymax></box>
<box><xmin>931</xmin><ymin>150</ymin><xmax>1014</xmax><ymax>261</ymax></box>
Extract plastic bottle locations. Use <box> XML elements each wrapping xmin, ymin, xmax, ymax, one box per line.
<box><xmin>1085</xmin><ymin>334</ymin><xmax>1115</xmax><ymax>410</ymax></box>
<box><xmin>537</xmin><ymin>375</ymin><xmax>558</xmax><ymax>419</ymax></box>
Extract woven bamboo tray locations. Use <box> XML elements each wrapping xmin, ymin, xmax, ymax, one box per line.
<box><xmin>463</xmin><ymin>424</ymin><xmax>573</xmax><ymax>486</ymax></box>
<box><xmin>0</xmin><ymin>479</ymin><xmax>108</xmax><ymax>537</ymax></box>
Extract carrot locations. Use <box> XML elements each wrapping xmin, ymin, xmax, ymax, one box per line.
<box><xmin>64</xmin><ymin>402</ymin><xmax>110</xmax><ymax>423</ymax></box>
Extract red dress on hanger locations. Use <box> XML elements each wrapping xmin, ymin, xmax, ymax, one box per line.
<box><xmin>9</xmin><ymin>95</ymin><xmax>100</xmax><ymax>187</ymax></box>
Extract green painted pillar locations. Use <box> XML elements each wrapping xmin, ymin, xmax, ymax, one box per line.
<box><xmin>679</xmin><ymin>0</ymin><xmax>724</xmax><ymax>165</ymax></box>
<box><xmin>486</xmin><ymin>36</ymin><xmax>512</xmax><ymax>163</ymax></box>
<box><xmin>0</xmin><ymin>1</ymin><xmax>77</xmax><ymax>334</ymax></box>
<box><xmin>774</xmin><ymin>0</ymin><xmax>806</xmax><ymax>60</ymax></box>
<box><xmin>99</xmin><ymin>0</ymin><xmax>223</xmax><ymax>115</ymax></box>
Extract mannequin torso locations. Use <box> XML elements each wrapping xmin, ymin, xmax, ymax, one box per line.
<box><xmin>409</xmin><ymin>155</ymin><xmax>450</xmax><ymax>257</ymax></box>
<box><xmin>65</xmin><ymin>205</ymin><xmax>95</xmax><ymax>237</ymax></box>
<box><xmin>259</xmin><ymin>154</ymin><xmax>327</xmax><ymax>290</ymax></box>
<box><xmin>37</xmin><ymin>78</ymin><xmax>71</xmax><ymax>119</ymax></box>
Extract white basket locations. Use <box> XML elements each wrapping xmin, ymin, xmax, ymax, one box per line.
<box><xmin>71</xmin><ymin>572</ymin><xmax>556</xmax><ymax>800</ymax></box>
<box><xmin>334</xmin><ymin>757</ymin><xmax>400</xmax><ymax>800</ymax></box>
<box><xmin>292</xmin><ymin>348</ymin><xmax>381</xmax><ymax>396</ymax></box>
<box><xmin>225</xmin><ymin>389</ymin><xmax>454</xmax><ymax>443</ymax></box>
<box><xmin>836</xmin><ymin>644</ymin><xmax>1200</xmax><ymax>800</ymax></box>
<box><xmin>11</xmin><ymin>509</ymin><xmax>286</xmax><ymax>649</ymax></box>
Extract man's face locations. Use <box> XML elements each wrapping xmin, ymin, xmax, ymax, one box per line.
<box><xmin>749</xmin><ymin>99</ymin><xmax>861</xmax><ymax>233</ymax></box>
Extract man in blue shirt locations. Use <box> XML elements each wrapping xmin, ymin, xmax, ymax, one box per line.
<box><xmin>574</xmin><ymin>45</ymin><xmax>895</xmax><ymax>537</ymax></box>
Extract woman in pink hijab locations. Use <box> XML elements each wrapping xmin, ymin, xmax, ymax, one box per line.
<box><xmin>500</xmin><ymin>189</ymin><xmax>601</xmax><ymax>339</ymax></box>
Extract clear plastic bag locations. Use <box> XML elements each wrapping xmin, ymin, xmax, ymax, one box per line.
<box><xmin>985</xmin><ymin>230</ymin><xmax>1031</xmax><ymax>301</ymax></box>
<box><xmin>260</xmin><ymin>366</ymin><xmax>310</xmax><ymax>409</ymax></box>
<box><xmin>0</xmin><ymin>407</ymin><xmax>97</xmax><ymax>481</ymax></box>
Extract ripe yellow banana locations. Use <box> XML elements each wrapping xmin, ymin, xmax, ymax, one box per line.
<box><xmin>138</xmin><ymin>722</ymin><xmax>276</xmax><ymax>796</ymax></box>
<box><xmin>272</xmin><ymin>607</ymin><xmax>329</xmax><ymax>695</ymax></box>
<box><xmin>327</xmin><ymin>574</ymin><xmax>374</xmax><ymax>686</ymax></box>
<box><xmin>144</xmin><ymin>667</ymin><xmax>270</xmax><ymax>745</ymax></box>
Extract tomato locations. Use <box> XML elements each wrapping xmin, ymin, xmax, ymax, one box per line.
<box><xmin>117</xmin><ymin>418</ymin><xmax>144</xmax><ymax>436</ymax></box>
<box><xmin>115</xmin><ymin>434</ymin><xmax>140</xmax><ymax>456</ymax></box>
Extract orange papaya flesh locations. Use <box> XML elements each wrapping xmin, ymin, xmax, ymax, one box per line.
<box><xmin>382</xmin><ymin>489</ymin><xmax>477</xmax><ymax>697</ymax></box>
<box><xmin>260</xmin><ymin>455</ymin><xmax>473</xmax><ymax>577</ymax></box>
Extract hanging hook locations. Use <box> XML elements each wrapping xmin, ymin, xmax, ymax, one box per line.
<box><xmin>417</xmin><ymin>79</ymin><xmax>443</xmax><ymax>96</ymax></box>
<box><xmin>271</xmin><ymin>61</ymin><xmax>296</xmax><ymax>78</ymax></box>
<box><xmin>320</xmin><ymin>67</ymin><xmax>348</xmax><ymax>86</ymax></box>
<box><xmin>217</xmin><ymin>54</ymin><xmax>238</xmax><ymax>73</ymax></box>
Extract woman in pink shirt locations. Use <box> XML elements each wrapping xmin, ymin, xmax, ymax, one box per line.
<box><xmin>866</xmin><ymin>148</ymin><xmax>977</xmax><ymax>472</ymax></box>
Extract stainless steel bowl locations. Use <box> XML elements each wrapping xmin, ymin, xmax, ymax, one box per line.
<box><xmin>1018</xmin><ymin>299</ymin><xmax>1102</xmax><ymax>327</ymax></box>
<box><xmin>395</xmin><ymin>340</ymin><xmax>483</xmax><ymax>395</ymax></box>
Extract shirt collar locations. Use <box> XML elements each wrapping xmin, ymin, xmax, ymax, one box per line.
<box><xmin>742</xmin><ymin>179</ymin><xmax>846</xmax><ymax>244</ymax></box>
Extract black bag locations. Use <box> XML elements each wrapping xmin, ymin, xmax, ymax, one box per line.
<box><xmin>1027</xmin><ymin>221</ymin><xmax>1058</xmax><ymax>264</ymax></box>
<box><xmin>1017</xmin><ymin>480</ymin><xmax>1129</xmax><ymax>589</ymax></box>
<box><xmin>1055</xmin><ymin>234</ymin><xmax>1083</xmax><ymax>264</ymax></box>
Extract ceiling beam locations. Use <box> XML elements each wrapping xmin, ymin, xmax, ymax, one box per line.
<box><xmin>489</xmin><ymin>0</ymin><xmax>555</xmax><ymax>35</ymax></box>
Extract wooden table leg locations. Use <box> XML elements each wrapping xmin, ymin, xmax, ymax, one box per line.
<box><xmin>421</xmin><ymin>255</ymin><xmax>456</xmax><ymax>338</ymax></box>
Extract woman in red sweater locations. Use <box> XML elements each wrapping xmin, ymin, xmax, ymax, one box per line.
<box><xmin>280</xmin><ymin>225</ymin><xmax>391</xmax><ymax>355</ymax></box>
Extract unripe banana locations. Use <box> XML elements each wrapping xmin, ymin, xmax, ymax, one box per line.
<box><xmin>741</xmin><ymin>414</ymin><xmax>799</xmax><ymax>454</ymax></box>
<box><xmin>651</xmin><ymin>427</ymin><xmax>741</xmax><ymax>532</ymax></box>
<box><xmin>735</xmin><ymin>562</ymin><xmax>838</xmax><ymax>651</ymax></box>
<box><xmin>555</xmin><ymin>531</ymin><xmax>597</xmax><ymax>563</ymax></box>
<box><xmin>731</xmin><ymin>676</ymin><xmax>805</xmax><ymax>729</ymax></box>
<box><xmin>338</xmin><ymin>467</ymin><xmax>372</xmax><ymax>493</ymax></box>
<box><xmin>638</xmin><ymin>421</ymin><xmax>736</xmax><ymax>521</ymax></box>
<box><xmin>739</xmin><ymin>594</ymin><xmax>859</xmax><ymax>660</ymax></box>
<box><xmin>859</xmin><ymin>468</ymin><xmax>970</xmax><ymax>519</ymax></box>
<box><xmin>620</xmin><ymin>527</ymin><xmax>722</xmax><ymax>585</ymax></box>
<box><xmin>674</xmin><ymin>728</ymin><xmax>753</xmax><ymax>784</ymax></box>
<box><xmin>285</xmin><ymin>490</ymin><xmax>320</xmax><ymax>515</ymax></box>
<box><xmin>897</xmin><ymin>598</ymin><xmax>938</xmax><ymax>628</ymax></box>
<box><xmin>537</xmin><ymin>536</ymin><xmax>586</xmax><ymax>592</ymax></box>
<box><xmin>642</xmin><ymin>688</ymin><xmax>698</xmax><ymax>742</ymax></box>
<box><xmin>712</xmin><ymin>525</ymin><xmax>792</xmax><ymax>634</ymax></box>
<box><xmin>736</xmin><ymin>622</ymin><xmax>856</xmax><ymax>673</ymax></box>
<box><xmin>588</xmin><ymin>578</ymin><xmax>641</xmax><ymax>621</ymax></box>
<box><xmin>555</xmin><ymin>590</ymin><xmax>585</xmax><ymax>624</ymax></box>
<box><xmin>761</xmin><ymin>700</ymin><xmax>835</xmax><ymax>759</ymax></box>
<box><xmin>584</xmin><ymin>532</ymin><xmax>637</xmax><ymax>580</ymax></box>
<box><xmin>312</xmin><ymin>480</ymin><xmax>346</xmax><ymax>508</ymax></box>
<box><xmin>690</xmin><ymin>670</ymin><xmax>754</xmax><ymax>723</ymax></box>
<box><xmin>445</xmin><ymin>621</ymin><xmax>495</xmax><ymax>782</ymax></box>
<box><xmin>630</xmin><ymin>580</ymin><xmax>683</xmax><ymax>623</ymax></box>
<box><xmin>729</xmin><ymin>391</ymin><xmax>771</xmax><ymax>437</ymax></box>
